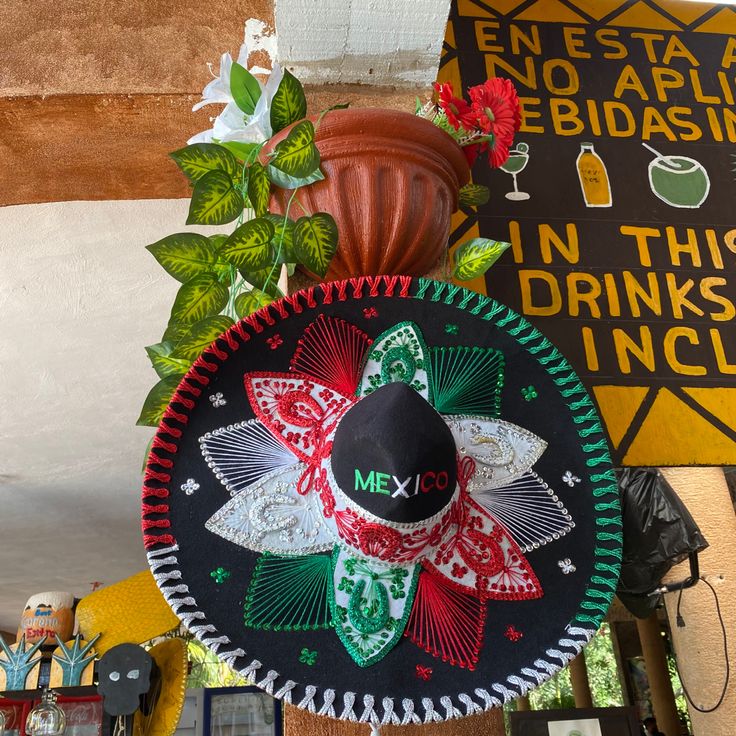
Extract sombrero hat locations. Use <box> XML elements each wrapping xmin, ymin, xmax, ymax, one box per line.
<box><xmin>143</xmin><ymin>276</ymin><xmax>621</xmax><ymax>729</ymax></box>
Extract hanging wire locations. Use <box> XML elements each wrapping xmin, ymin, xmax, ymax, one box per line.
<box><xmin>671</xmin><ymin>577</ymin><xmax>730</xmax><ymax>713</ymax></box>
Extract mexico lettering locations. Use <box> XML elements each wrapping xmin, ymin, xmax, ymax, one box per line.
<box><xmin>354</xmin><ymin>469</ymin><xmax>449</xmax><ymax>498</ymax></box>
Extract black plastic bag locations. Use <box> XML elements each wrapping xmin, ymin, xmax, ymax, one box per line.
<box><xmin>616</xmin><ymin>468</ymin><xmax>708</xmax><ymax>618</ymax></box>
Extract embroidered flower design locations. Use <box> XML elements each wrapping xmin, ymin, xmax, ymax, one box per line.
<box><xmin>201</xmin><ymin>316</ymin><xmax>574</xmax><ymax>670</ymax></box>
<box><xmin>363</xmin><ymin>307</ymin><xmax>378</xmax><ymax>319</ymax></box>
<box><xmin>521</xmin><ymin>385</ymin><xmax>538</xmax><ymax>401</ymax></box>
<box><xmin>415</xmin><ymin>664</ymin><xmax>433</xmax><ymax>681</ymax></box>
<box><xmin>451</xmin><ymin>563</ymin><xmax>468</xmax><ymax>579</ymax></box>
<box><xmin>444</xmin><ymin>323</ymin><xmax>459</xmax><ymax>335</ymax></box>
<box><xmin>504</xmin><ymin>625</ymin><xmax>523</xmax><ymax>642</ymax></box>
<box><xmin>210</xmin><ymin>567</ymin><xmax>231</xmax><ymax>583</ymax></box>
<box><xmin>558</xmin><ymin>558</ymin><xmax>576</xmax><ymax>575</ymax></box>
<box><xmin>266</xmin><ymin>334</ymin><xmax>283</xmax><ymax>350</ymax></box>
<box><xmin>181</xmin><ymin>478</ymin><xmax>199</xmax><ymax>495</ymax></box>
<box><xmin>299</xmin><ymin>648</ymin><xmax>318</xmax><ymax>665</ymax></box>
<box><xmin>209</xmin><ymin>392</ymin><xmax>227</xmax><ymax>408</ymax></box>
<box><xmin>562</xmin><ymin>471</ymin><xmax>581</xmax><ymax>487</ymax></box>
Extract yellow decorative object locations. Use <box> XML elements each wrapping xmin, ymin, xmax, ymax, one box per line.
<box><xmin>133</xmin><ymin>639</ymin><xmax>189</xmax><ymax>736</ymax></box>
<box><xmin>76</xmin><ymin>571</ymin><xmax>180</xmax><ymax>655</ymax></box>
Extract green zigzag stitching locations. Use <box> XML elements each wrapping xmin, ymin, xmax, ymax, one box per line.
<box><xmin>413</xmin><ymin>278</ymin><xmax>622</xmax><ymax>630</ymax></box>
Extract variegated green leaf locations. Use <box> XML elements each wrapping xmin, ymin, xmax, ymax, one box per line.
<box><xmin>162</xmin><ymin>321</ymin><xmax>189</xmax><ymax>345</ymax></box>
<box><xmin>219</xmin><ymin>217</ymin><xmax>275</xmax><ymax>271</ymax></box>
<box><xmin>452</xmin><ymin>238</ymin><xmax>511</xmax><ymax>281</ymax></box>
<box><xmin>230</xmin><ymin>62</ymin><xmax>262</xmax><ymax>114</ymax></box>
<box><xmin>170</xmin><ymin>143</ymin><xmax>239</xmax><ymax>182</ymax></box>
<box><xmin>293</xmin><ymin>212</ymin><xmax>338</xmax><ymax>277</ymax></box>
<box><xmin>270</xmin><ymin>69</ymin><xmax>307</xmax><ymax>134</ymax></box>
<box><xmin>145</xmin><ymin>342</ymin><xmax>192</xmax><ymax>379</ymax></box>
<box><xmin>266</xmin><ymin>164</ymin><xmax>324</xmax><ymax>190</ymax></box>
<box><xmin>187</xmin><ymin>170</ymin><xmax>243</xmax><ymax>226</ymax></box>
<box><xmin>239</xmin><ymin>266</ymin><xmax>284</xmax><ymax>298</ymax></box>
<box><xmin>137</xmin><ymin>376</ymin><xmax>181</xmax><ymax>426</ymax></box>
<box><xmin>458</xmin><ymin>183</ymin><xmax>491</xmax><ymax>207</ymax></box>
<box><xmin>234</xmin><ymin>289</ymin><xmax>274</xmax><ymax>318</ymax></box>
<box><xmin>263</xmin><ymin>214</ymin><xmax>296</xmax><ymax>262</ymax></box>
<box><xmin>171</xmin><ymin>316</ymin><xmax>235</xmax><ymax>362</ymax></box>
<box><xmin>146</xmin><ymin>233</ymin><xmax>229</xmax><ymax>283</ymax></box>
<box><xmin>247</xmin><ymin>161</ymin><xmax>271</xmax><ymax>218</ymax></box>
<box><xmin>270</xmin><ymin>120</ymin><xmax>319</xmax><ymax>178</ymax></box>
<box><xmin>169</xmin><ymin>273</ymin><xmax>229</xmax><ymax>324</ymax></box>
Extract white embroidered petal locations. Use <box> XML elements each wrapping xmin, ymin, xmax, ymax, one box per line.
<box><xmin>200</xmin><ymin>419</ymin><xmax>299</xmax><ymax>496</ymax></box>
<box><xmin>205</xmin><ymin>465</ymin><xmax>334</xmax><ymax>555</ymax></box>
<box><xmin>470</xmin><ymin>471</ymin><xmax>574</xmax><ymax>552</ymax></box>
<box><xmin>445</xmin><ymin>416</ymin><xmax>546</xmax><ymax>489</ymax></box>
<box><xmin>358</xmin><ymin>322</ymin><xmax>431</xmax><ymax>401</ymax></box>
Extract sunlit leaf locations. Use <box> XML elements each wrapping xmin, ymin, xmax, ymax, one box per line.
<box><xmin>270</xmin><ymin>120</ymin><xmax>320</xmax><ymax>178</ymax></box>
<box><xmin>230</xmin><ymin>62</ymin><xmax>262</xmax><ymax>115</ymax></box>
<box><xmin>266</xmin><ymin>164</ymin><xmax>324</xmax><ymax>190</ymax></box>
<box><xmin>293</xmin><ymin>212</ymin><xmax>338</xmax><ymax>277</ymax></box>
<box><xmin>234</xmin><ymin>289</ymin><xmax>274</xmax><ymax>318</ymax></box>
<box><xmin>458</xmin><ymin>183</ymin><xmax>491</xmax><ymax>207</ymax></box>
<box><xmin>171</xmin><ymin>316</ymin><xmax>235</xmax><ymax>362</ymax></box>
<box><xmin>187</xmin><ymin>170</ymin><xmax>243</xmax><ymax>226</ymax></box>
<box><xmin>146</xmin><ymin>233</ymin><xmax>229</xmax><ymax>283</ymax></box>
<box><xmin>270</xmin><ymin>69</ymin><xmax>307</xmax><ymax>134</ymax></box>
<box><xmin>247</xmin><ymin>161</ymin><xmax>271</xmax><ymax>218</ymax></box>
<box><xmin>169</xmin><ymin>273</ymin><xmax>229</xmax><ymax>324</ymax></box>
<box><xmin>170</xmin><ymin>143</ymin><xmax>239</xmax><ymax>182</ymax></box>
<box><xmin>219</xmin><ymin>217</ymin><xmax>275</xmax><ymax>271</ymax></box>
<box><xmin>145</xmin><ymin>341</ymin><xmax>192</xmax><ymax>379</ymax></box>
<box><xmin>220</xmin><ymin>141</ymin><xmax>261</xmax><ymax>162</ymax></box>
<box><xmin>452</xmin><ymin>238</ymin><xmax>511</xmax><ymax>281</ymax></box>
<box><xmin>137</xmin><ymin>376</ymin><xmax>181</xmax><ymax>426</ymax></box>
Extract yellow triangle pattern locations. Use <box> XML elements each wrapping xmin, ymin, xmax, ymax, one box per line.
<box><xmin>623</xmin><ymin>389</ymin><xmax>736</xmax><ymax>466</ymax></box>
<box><xmin>607</xmin><ymin>1</ymin><xmax>681</xmax><ymax>30</ymax></box>
<box><xmin>457</xmin><ymin>0</ymin><xmax>496</xmax><ymax>18</ymax></box>
<box><xmin>682</xmin><ymin>388</ymin><xmax>736</xmax><ymax>431</ymax></box>
<box><xmin>444</xmin><ymin>19</ymin><xmax>456</xmax><ymax>50</ymax></box>
<box><xmin>693</xmin><ymin>7</ymin><xmax>736</xmax><ymax>34</ymax></box>
<box><xmin>515</xmin><ymin>0</ymin><xmax>589</xmax><ymax>23</ymax></box>
<box><xmin>592</xmin><ymin>385</ymin><xmax>649</xmax><ymax>449</ymax></box>
<box><xmin>650</xmin><ymin>0</ymin><xmax>713</xmax><ymax>26</ymax></box>
<box><xmin>566</xmin><ymin>0</ymin><xmax>628</xmax><ymax>21</ymax></box>
<box><xmin>463</xmin><ymin>0</ymin><xmax>531</xmax><ymax>16</ymax></box>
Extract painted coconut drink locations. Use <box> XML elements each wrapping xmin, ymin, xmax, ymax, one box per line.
<box><xmin>647</xmin><ymin>151</ymin><xmax>710</xmax><ymax>209</ymax></box>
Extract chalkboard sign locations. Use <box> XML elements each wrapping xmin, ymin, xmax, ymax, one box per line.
<box><xmin>442</xmin><ymin>0</ymin><xmax>736</xmax><ymax>466</ymax></box>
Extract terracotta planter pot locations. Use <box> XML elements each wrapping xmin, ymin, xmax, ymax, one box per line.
<box><xmin>263</xmin><ymin>109</ymin><xmax>470</xmax><ymax>280</ymax></box>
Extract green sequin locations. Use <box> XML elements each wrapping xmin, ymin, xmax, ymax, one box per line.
<box><xmin>347</xmin><ymin>579</ymin><xmax>390</xmax><ymax>634</ymax></box>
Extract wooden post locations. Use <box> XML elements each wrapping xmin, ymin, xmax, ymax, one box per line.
<box><xmin>569</xmin><ymin>653</ymin><xmax>593</xmax><ymax>708</ymax></box>
<box><xmin>635</xmin><ymin>613</ymin><xmax>681</xmax><ymax>736</ymax></box>
<box><xmin>283</xmin><ymin>704</ymin><xmax>505</xmax><ymax>736</ymax></box>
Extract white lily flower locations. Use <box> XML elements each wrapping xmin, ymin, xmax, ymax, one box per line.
<box><xmin>188</xmin><ymin>63</ymin><xmax>285</xmax><ymax>146</ymax></box>
<box><xmin>192</xmin><ymin>43</ymin><xmax>251</xmax><ymax>112</ymax></box>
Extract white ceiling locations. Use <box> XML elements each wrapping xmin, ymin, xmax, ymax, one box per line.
<box><xmin>0</xmin><ymin>199</ymin><xmax>195</xmax><ymax>630</ymax></box>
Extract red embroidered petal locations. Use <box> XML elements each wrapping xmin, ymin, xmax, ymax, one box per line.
<box><xmin>290</xmin><ymin>314</ymin><xmax>372</xmax><ymax>396</ymax></box>
<box><xmin>427</xmin><ymin>495</ymin><xmax>543</xmax><ymax>601</ymax></box>
<box><xmin>244</xmin><ymin>372</ymin><xmax>354</xmax><ymax>462</ymax></box>
<box><xmin>406</xmin><ymin>568</ymin><xmax>487</xmax><ymax>670</ymax></box>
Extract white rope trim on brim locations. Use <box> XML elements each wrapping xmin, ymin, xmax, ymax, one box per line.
<box><xmin>146</xmin><ymin>545</ymin><xmax>595</xmax><ymax>726</ymax></box>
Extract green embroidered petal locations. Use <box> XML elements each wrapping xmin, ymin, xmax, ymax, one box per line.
<box><xmin>329</xmin><ymin>546</ymin><xmax>419</xmax><ymax>667</ymax></box>
<box><xmin>430</xmin><ymin>346</ymin><xmax>505</xmax><ymax>418</ymax></box>
<box><xmin>244</xmin><ymin>553</ymin><xmax>333</xmax><ymax>631</ymax></box>
<box><xmin>357</xmin><ymin>321</ymin><xmax>433</xmax><ymax>402</ymax></box>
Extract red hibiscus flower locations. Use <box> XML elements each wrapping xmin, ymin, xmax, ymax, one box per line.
<box><xmin>467</xmin><ymin>78</ymin><xmax>521</xmax><ymax>167</ymax></box>
<box><xmin>433</xmin><ymin>82</ymin><xmax>474</xmax><ymax>131</ymax></box>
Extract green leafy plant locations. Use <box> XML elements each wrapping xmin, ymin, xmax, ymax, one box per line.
<box><xmin>138</xmin><ymin>61</ymin><xmax>338</xmax><ymax>427</ymax></box>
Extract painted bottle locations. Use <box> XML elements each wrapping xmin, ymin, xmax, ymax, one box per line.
<box><xmin>576</xmin><ymin>142</ymin><xmax>612</xmax><ymax>207</ymax></box>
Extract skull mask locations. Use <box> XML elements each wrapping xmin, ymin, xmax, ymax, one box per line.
<box><xmin>97</xmin><ymin>644</ymin><xmax>153</xmax><ymax>716</ymax></box>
